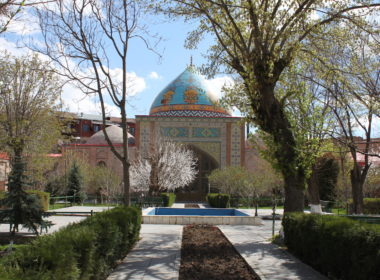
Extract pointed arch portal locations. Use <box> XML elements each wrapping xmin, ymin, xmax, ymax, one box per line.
<box><xmin>175</xmin><ymin>144</ymin><xmax>219</xmax><ymax>202</ymax></box>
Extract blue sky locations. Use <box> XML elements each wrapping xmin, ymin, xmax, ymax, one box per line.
<box><xmin>0</xmin><ymin>6</ymin><xmax>234</xmax><ymax>119</ymax></box>
<box><xmin>1</xmin><ymin>4</ymin><xmax>379</xmax><ymax>137</ymax></box>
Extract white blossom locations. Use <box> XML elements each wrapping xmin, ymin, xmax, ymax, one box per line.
<box><xmin>130</xmin><ymin>137</ymin><xmax>198</xmax><ymax>193</ymax></box>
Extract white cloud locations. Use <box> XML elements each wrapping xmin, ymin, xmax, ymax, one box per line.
<box><xmin>148</xmin><ymin>71</ymin><xmax>161</xmax><ymax>79</ymax></box>
<box><xmin>4</xmin><ymin>10</ymin><xmax>40</xmax><ymax>35</ymax></box>
<box><xmin>61</xmin><ymin>82</ymin><xmax>121</xmax><ymax>116</ymax></box>
<box><xmin>205</xmin><ymin>76</ymin><xmax>235</xmax><ymax>100</ymax></box>
<box><xmin>60</xmin><ymin>68</ymin><xmax>146</xmax><ymax>117</ymax></box>
<box><xmin>107</xmin><ymin>68</ymin><xmax>146</xmax><ymax>96</ymax></box>
<box><xmin>0</xmin><ymin>38</ymin><xmax>29</xmax><ymax>56</ymax></box>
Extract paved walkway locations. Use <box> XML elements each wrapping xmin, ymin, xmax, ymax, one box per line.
<box><xmin>107</xmin><ymin>224</ymin><xmax>182</xmax><ymax>280</ymax></box>
<box><xmin>0</xmin><ymin>206</ymin><xmax>112</xmax><ymax>235</ymax></box>
<box><xmin>107</xmin><ymin>211</ymin><xmax>327</xmax><ymax>280</ymax></box>
<box><xmin>219</xmin><ymin>222</ymin><xmax>328</xmax><ymax>280</ymax></box>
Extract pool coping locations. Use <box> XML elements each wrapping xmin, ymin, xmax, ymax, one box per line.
<box><xmin>142</xmin><ymin>207</ymin><xmax>262</xmax><ymax>225</ymax></box>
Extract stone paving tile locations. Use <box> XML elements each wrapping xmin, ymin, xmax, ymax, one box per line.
<box><xmin>219</xmin><ymin>222</ymin><xmax>328</xmax><ymax>280</ymax></box>
<box><xmin>106</xmin><ymin>224</ymin><xmax>183</xmax><ymax>280</ymax></box>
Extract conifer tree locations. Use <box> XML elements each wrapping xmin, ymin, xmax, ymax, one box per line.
<box><xmin>66</xmin><ymin>162</ymin><xmax>86</xmax><ymax>203</ymax></box>
<box><xmin>0</xmin><ymin>157</ymin><xmax>51</xmax><ymax>236</ymax></box>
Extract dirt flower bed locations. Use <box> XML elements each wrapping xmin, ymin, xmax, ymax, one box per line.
<box><xmin>184</xmin><ymin>204</ymin><xmax>200</xmax><ymax>208</ymax></box>
<box><xmin>179</xmin><ymin>225</ymin><xmax>260</xmax><ymax>280</ymax></box>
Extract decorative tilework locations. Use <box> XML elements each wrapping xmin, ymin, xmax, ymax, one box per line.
<box><xmin>149</xmin><ymin>67</ymin><xmax>230</xmax><ymax>117</ymax></box>
<box><xmin>151</xmin><ymin>104</ymin><xmax>229</xmax><ymax>117</ymax></box>
<box><xmin>231</xmin><ymin>123</ymin><xmax>241</xmax><ymax>166</ymax></box>
<box><xmin>161</xmin><ymin>127</ymin><xmax>189</xmax><ymax>138</ymax></box>
<box><xmin>136</xmin><ymin>115</ymin><xmax>242</xmax><ymax>169</ymax></box>
<box><xmin>192</xmin><ymin>127</ymin><xmax>220</xmax><ymax>138</ymax></box>
<box><xmin>187</xmin><ymin>142</ymin><xmax>221</xmax><ymax>165</ymax></box>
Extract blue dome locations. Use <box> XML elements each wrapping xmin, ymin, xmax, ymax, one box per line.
<box><xmin>149</xmin><ymin>66</ymin><xmax>230</xmax><ymax>117</ymax></box>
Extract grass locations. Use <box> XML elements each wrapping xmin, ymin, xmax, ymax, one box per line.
<box><xmin>331</xmin><ymin>208</ymin><xmax>348</xmax><ymax>215</ymax></box>
<box><xmin>49</xmin><ymin>204</ymin><xmax>70</xmax><ymax>210</ymax></box>
<box><xmin>48</xmin><ymin>202</ymin><xmax>119</xmax><ymax>210</ymax></box>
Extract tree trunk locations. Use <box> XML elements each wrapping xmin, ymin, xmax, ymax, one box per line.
<box><xmin>120</xmin><ymin>107</ymin><xmax>131</xmax><ymax>206</ymax></box>
<box><xmin>307</xmin><ymin>166</ymin><xmax>322</xmax><ymax>214</ymax></box>
<box><xmin>253</xmin><ymin>82</ymin><xmax>306</xmax><ymax>212</ymax></box>
<box><xmin>350</xmin><ymin>164</ymin><xmax>364</xmax><ymax>214</ymax></box>
<box><xmin>283</xmin><ymin>174</ymin><xmax>305</xmax><ymax>212</ymax></box>
<box><xmin>122</xmin><ymin>161</ymin><xmax>130</xmax><ymax>206</ymax></box>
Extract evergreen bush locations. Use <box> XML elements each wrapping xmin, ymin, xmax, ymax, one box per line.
<box><xmin>282</xmin><ymin>213</ymin><xmax>380</xmax><ymax>280</ymax></box>
<box><xmin>161</xmin><ymin>193</ymin><xmax>176</xmax><ymax>207</ymax></box>
<box><xmin>66</xmin><ymin>161</ymin><xmax>86</xmax><ymax>203</ymax></box>
<box><xmin>0</xmin><ymin>207</ymin><xmax>141</xmax><ymax>280</ymax></box>
<box><xmin>206</xmin><ymin>193</ymin><xmax>230</xmax><ymax>208</ymax></box>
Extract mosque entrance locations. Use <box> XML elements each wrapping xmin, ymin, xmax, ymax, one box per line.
<box><xmin>175</xmin><ymin>145</ymin><xmax>219</xmax><ymax>202</ymax></box>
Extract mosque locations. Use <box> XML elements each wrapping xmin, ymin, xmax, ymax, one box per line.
<box><xmin>62</xmin><ymin>66</ymin><xmax>246</xmax><ymax>201</ymax></box>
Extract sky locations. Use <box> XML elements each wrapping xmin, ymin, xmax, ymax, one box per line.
<box><xmin>0</xmin><ymin>5</ymin><xmax>234</xmax><ymax>119</ymax></box>
<box><xmin>1</xmin><ymin>2</ymin><xmax>379</xmax><ymax>137</ymax></box>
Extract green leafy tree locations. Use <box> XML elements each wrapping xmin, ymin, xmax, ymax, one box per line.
<box><xmin>0</xmin><ymin>53</ymin><xmax>61</xmax><ymax>235</ymax></box>
<box><xmin>303</xmin><ymin>27</ymin><xmax>380</xmax><ymax>213</ymax></box>
<box><xmin>208</xmin><ymin>166</ymin><xmax>271</xmax><ymax>198</ymax></box>
<box><xmin>317</xmin><ymin>154</ymin><xmax>339</xmax><ymax>202</ymax></box>
<box><xmin>157</xmin><ymin>0</ymin><xmax>380</xmax><ymax>212</ymax></box>
<box><xmin>0</xmin><ymin>158</ymin><xmax>51</xmax><ymax>236</ymax></box>
<box><xmin>66</xmin><ymin>162</ymin><xmax>86</xmax><ymax>203</ymax></box>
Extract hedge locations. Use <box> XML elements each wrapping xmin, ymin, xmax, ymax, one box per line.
<box><xmin>349</xmin><ymin>198</ymin><xmax>380</xmax><ymax>214</ymax></box>
<box><xmin>0</xmin><ymin>190</ymin><xmax>50</xmax><ymax>211</ymax></box>
<box><xmin>282</xmin><ymin>213</ymin><xmax>380</xmax><ymax>280</ymax></box>
<box><xmin>207</xmin><ymin>193</ymin><xmax>230</xmax><ymax>208</ymax></box>
<box><xmin>0</xmin><ymin>207</ymin><xmax>141</xmax><ymax>280</ymax></box>
<box><xmin>161</xmin><ymin>193</ymin><xmax>176</xmax><ymax>207</ymax></box>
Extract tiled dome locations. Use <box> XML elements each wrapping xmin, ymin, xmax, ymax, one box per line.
<box><xmin>86</xmin><ymin>125</ymin><xmax>135</xmax><ymax>145</ymax></box>
<box><xmin>149</xmin><ymin>66</ymin><xmax>230</xmax><ymax>117</ymax></box>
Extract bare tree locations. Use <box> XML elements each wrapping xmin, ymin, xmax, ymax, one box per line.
<box><xmin>130</xmin><ymin>137</ymin><xmax>197</xmax><ymax>195</ymax></box>
<box><xmin>34</xmin><ymin>0</ymin><xmax>160</xmax><ymax>205</ymax></box>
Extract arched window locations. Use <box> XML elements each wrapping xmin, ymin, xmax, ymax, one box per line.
<box><xmin>97</xmin><ymin>161</ymin><xmax>106</xmax><ymax>167</ymax></box>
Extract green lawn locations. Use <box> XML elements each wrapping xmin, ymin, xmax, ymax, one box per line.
<box><xmin>49</xmin><ymin>204</ymin><xmax>69</xmax><ymax>210</ymax></box>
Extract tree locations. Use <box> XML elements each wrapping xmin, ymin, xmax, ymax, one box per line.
<box><xmin>364</xmin><ymin>166</ymin><xmax>380</xmax><ymax>197</ymax></box>
<box><xmin>158</xmin><ymin>0</ymin><xmax>380</xmax><ymax>212</ymax></box>
<box><xmin>88</xmin><ymin>166</ymin><xmax>122</xmax><ymax>203</ymax></box>
<box><xmin>0</xmin><ymin>53</ymin><xmax>60</xmax><ymax>235</ymax></box>
<box><xmin>0</xmin><ymin>0</ymin><xmax>24</xmax><ymax>33</ymax></box>
<box><xmin>130</xmin><ymin>137</ymin><xmax>197</xmax><ymax>195</ymax></box>
<box><xmin>34</xmin><ymin>0</ymin><xmax>160</xmax><ymax>206</ymax></box>
<box><xmin>306</xmin><ymin>29</ymin><xmax>380</xmax><ymax>213</ymax></box>
<box><xmin>208</xmin><ymin>166</ymin><xmax>269</xmax><ymax>198</ymax></box>
<box><xmin>0</xmin><ymin>158</ymin><xmax>51</xmax><ymax>236</ymax></box>
<box><xmin>66</xmin><ymin>161</ymin><xmax>86</xmax><ymax>203</ymax></box>
<box><xmin>0</xmin><ymin>53</ymin><xmax>62</xmax><ymax>161</ymax></box>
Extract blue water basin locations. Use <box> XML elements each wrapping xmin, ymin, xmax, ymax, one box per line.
<box><xmin>146</xmin><ymin>208</ymin><xmax>248</xmax><ymax>216</ymax></box>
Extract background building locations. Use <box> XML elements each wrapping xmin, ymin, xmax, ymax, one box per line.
<box><xmin>136</xmin><ymin>66</ymin><xmax>245</xmax><ymax>201</ymax></box>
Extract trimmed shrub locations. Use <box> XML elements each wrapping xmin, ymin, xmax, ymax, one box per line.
<box><xmin>27</xmin><ymin>190</ymin><xmax>50</xmax><ymax>211</ymax></box>
<box><xmin>348</xmin><ymin>198</ymin><xmax>380</xmax><ymax>214</ymax></box>
<box><xmin>207</xmin><ymin>193</ymin><xmax>230</xmax><ymax>208</ymax></box>
<box><xmin>283</xmin><ymin>213</ymin><xmax>380</xmax><ymax>280</ymax></box>
<box><xmin>0</xmin><ymin>207</ymin><xmax>141</xmax><ymax>280</ymax></box>
<box><xmin>161</xmin><ymin>193</ymin><xmax>176</xmax><ymax>207</ymax></box>
<box><xmin>362</xmin><ymin>198</ymin><xmax>380</xmax><ymax>214</ymax></box>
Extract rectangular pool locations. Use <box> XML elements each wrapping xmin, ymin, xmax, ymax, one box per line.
<box><xmin>146</xmin><ymin>208</ymin><xmax>249</xmax><ymax>216</ymax></box>
<box><xmin>143</xmin><ymin>207</ymin><xmax>261</xmax><ymax>225</ymax></box>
